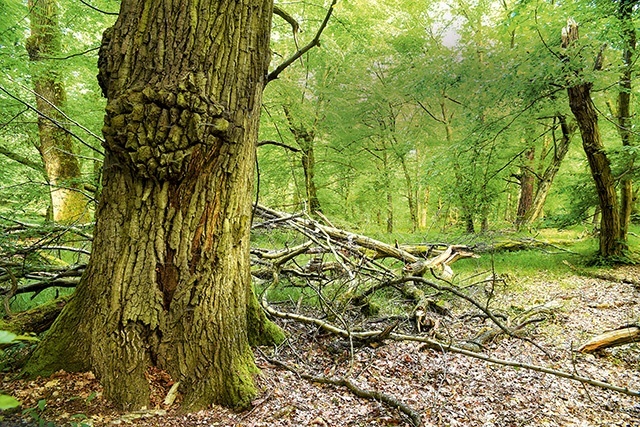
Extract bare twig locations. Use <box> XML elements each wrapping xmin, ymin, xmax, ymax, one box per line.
<box><xmin>262</xmin><ymin>299</ymin><xmax>640</xmax><ymax>398</ymax></box>
<box><xmin>267</xmin><ymin>0</ymin><xmax>338</xmax><ymax>82</ymax></box>
<box><xmin>257</xmin><ymin>349</ymin><xmax>422</xmax><ymax>426</ymax></box>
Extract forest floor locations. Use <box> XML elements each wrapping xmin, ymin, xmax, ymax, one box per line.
<box><xmin>1</xmin><ymin>265</ymin><xmax>639</xmax><ymax>427</ymax></box>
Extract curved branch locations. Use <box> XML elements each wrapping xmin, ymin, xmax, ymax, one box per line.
<box><xmin>273</xmin><ymin>6</ymin><xmax>300</xmax><ymax>35</ymax></box>
<box><xmin>257</xmin><ymin>140</ymin><xmax>301</xmax><ymax>152</ymax></box>
<box><xmin>78</xmin><ymin>0</ymin><xmax>118</xmax><ymax>15</ymax></box>
<box><xmin>267</xmin><ymin>0</ymin><xmax>338</xmax><ymax>82</ymax></box>
<box><xmin>262</xmin><ymin>298</ymin><xmax>640</xmax><ymax>398</ymax></box>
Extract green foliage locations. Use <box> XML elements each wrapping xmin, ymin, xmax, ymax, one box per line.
<box><xmin>0</xmin><ymin>329</ymin><xmax>33</xmax><ymax>415</ymax></box>
<box><xmin>0</xmin><ymin>330</ymin><xmax>38</xmax><ymax>345</ymax></box>
<box><xmin>69</xmin><ymin>413</ymin><xmax>92</xmax><ymax>427</ymax></box>
<box><xmin>23</xmin><ymin>399</ymin><xmax>57</xmax><ymax>427</ymax></box>
<box><xmin>258</xmin><ymin>0</ymin><xmax>640</xmax><ymax>241</ymax></box>
<box><xmin>0</xmin><ymin>393</ymin><xmax>20</xmax><ymax>410</ymax></box>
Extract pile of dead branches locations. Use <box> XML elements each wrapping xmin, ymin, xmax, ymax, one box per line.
<box><xmin>2</xmin><ymin>207</ymin><xmax>639</xmax><ymax>425</ymax></box>
<box><xmin>249</xmin><ymin>206</ymin><xmax>639</xmax><ymax>425</ymax></box>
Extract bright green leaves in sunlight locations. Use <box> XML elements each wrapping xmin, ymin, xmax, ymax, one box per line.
<box><xmin>258</xmin><ymin>0</ymin><xmax>640</xmax><ymax>247</ymax></box>
<box><xmin>0</xmin><ymin>330</ymin><xmax>39</xmax><ymax>345</ymax></box>
<box><xmin>0</xmin><ymin>394</ymin><xmax>21</xmax><ymax>410</ymax></box>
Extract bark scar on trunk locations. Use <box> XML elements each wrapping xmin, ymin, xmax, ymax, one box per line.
<box><xmin>157</xmin><ymin>248</ymin><xmax>179</xmax><ymax>310</ymax></box>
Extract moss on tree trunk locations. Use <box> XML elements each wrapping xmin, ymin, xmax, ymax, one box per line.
<box><xmin>26</xmin><ymin>0</ymin><xmax>90</xmax><ymax>224</ymax></box>
<box><xmin>25</xmin><ymin>0</ymin><xmax>282</xmax><ymax>411</ymax></box>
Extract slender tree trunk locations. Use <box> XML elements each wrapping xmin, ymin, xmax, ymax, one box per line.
<box><xmin>379</xmin><ymin>149</ymin><xmax>393</xmax><ymax>233</ymax></box>
<box><xmin>568</xmin><ymin>84</ymin><xmax>623</xmax><ymax>257</ymax></box>
<box><xmin>301</xmin><ymin>141</ymin><xmax>321</xmax><ymax>213</ymax></box>
<box><xmin>283</xmin><ymin>106</ymin><xmax>321</xmax><ymax>214</ymax></box>
<box><xmin>399</xmin><ymin>155</ymin><xmax>418</xmax><ymax>232</ymax></box>
<box><xmin>26</xmin><ymin>0</ymin><xmax>282</xmax><ymax>411</ymax></box>
<box><xmin>563</xmin><ymin>20</ymin><xmax>625</xmax><ymax>258</ymax></box>
<box><xmin>26</xmin><ymin>0</ymin><xmax>89</xmax><ymax>223</ymax></box>
<box><xmin>515</xmin><ymin>146</ymin><xmax>535</xmax><ymax>227</ymax></box>
<box><xmin>418</xmin><ymin>187</ymin><xmax>429</xmax><ymax>229</ymax></box>
<box><xmin>522</xmin><ymin>115</ymin><xmax>573</xmax><ymax>225</ymax></box>
<box><xmin>615</xmin><ymin>0</ymin><xmax>637</xmax><ymax>241</ymax></box>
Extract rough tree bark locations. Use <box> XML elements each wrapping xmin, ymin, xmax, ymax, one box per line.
<box><xmin>563</xmin><ymin>19</ymin><xmax>626</xmax><ymax>258</ymax></box>
<box><xmin>25</xmin><ymin>0</ymin><xmax>282</xmax><ymax>411</ymax></box>
<box><xmin>26</xmin><ymin>0</ymin><xmax>90</xmax><ymax>223</ymax></box>
<box><xmin>515</xmin><ymin>146</ymin><xmax>535</xmax><ymax>227</ymax></box>
<box><xmin>614</xmin><ymin>0</ymin><xmax>637</xmax><ymax>240</ymax></box>
<box><xmin>522</xmin><ymin>115</ymin><xmax>573</xmax><ymax>225</ymax></box>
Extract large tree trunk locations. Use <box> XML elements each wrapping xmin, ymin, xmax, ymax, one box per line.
<box><xmin>26</xmin><ymin>0</ymin><xmax>90</xmax><ymax>223</ymax></box>
<box><xmin>25</xmin><ymin>0</ymin><xmax>282</xmax><ymax>411</ymax></box>
<box><xmin>563</xmin><ymin>20</ymin><xmax>625</xmax><ymax>258</ymax></box>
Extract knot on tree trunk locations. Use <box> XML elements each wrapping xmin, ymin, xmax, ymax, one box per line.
<box><xmin>101</xmin><ymin>75</ymin><xmax>231</xmax><ymax>181</ymax></box>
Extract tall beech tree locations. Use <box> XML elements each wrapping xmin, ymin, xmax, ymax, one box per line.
<box><xmin>563</xmin><ymin>19</ymin><xmax>626</xmax><ymax>258</ymax></box>
<box><xmin>26</xmin><ymin>0</ymin><xmax>282</xmax><ymax>411</ymax></box>
<box><xmin>613</xmin><ymin>0</ymin><xmax>637</xmax><ymax>240</ymax></box>
<box><xmin>27</xmin><ymin>0</ymin><xmax>89</xmax><ymax>223</ymax></box>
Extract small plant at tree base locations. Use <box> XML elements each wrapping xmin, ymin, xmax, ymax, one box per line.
<box><xmin>0</xmin><ymin>393</ymin><xmax>21</xmax><ymax>410</ymax></box>
<box><xmin>0</xmin><ymin>330</ymin><xmax>39</xmax><ymax>412</ymax></box>
<box><xmin>23</xmin><ymin>399</ymin><xmax>56</xmax><ymax>427</ymax></box>
<box><xmin>69</xmin><ymin>413</ymin><xmax>92</xmax><ymax>427</ymax></box>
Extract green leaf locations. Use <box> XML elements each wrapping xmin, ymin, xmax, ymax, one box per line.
<box><xmin>0</xmin><ymin>394</ymin><xmax>21</xmax><ymax>410</ymax></box>
<box><xmin>0</xmin><ymin>331</ymin><xmax>18</xmax><ymax>344</ymax></box>
<box><xmin>86</xmin><ymin>391</ymin><xmax>97</xmax><ymax>403</ymax></box>
<box><xmin>0</xmin><ymin>330</ymin><xmax>39</xmax><ymax>344</ymax></box>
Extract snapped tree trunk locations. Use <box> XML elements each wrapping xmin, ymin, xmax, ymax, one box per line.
<box><xmin>515</xmin><ymin>146</ymin><xmax>535</xmax><ymax>227</ymax></box>
<box><xmin>563</xmin><ymin>19</ymin><xmax>625</xmax><ymax>258</ymax></box>
<box><xmin>25</xmin><ymin>0</ymin><xmax>282</xmax><ymax>411</ymax></box>
<box><xmin>522</xmin><ymin>115</ymin><xmax>573</xmax><ymax>225</ymax></box>
<box><xmin>26</xmin><ymin>0</ymin><xmax>90</xmax><ymax>223</ymax></box>
<box><xmin>614</xmin><ymin>0</ymin><xmax>637</xmax><ymax>241</ymax></box>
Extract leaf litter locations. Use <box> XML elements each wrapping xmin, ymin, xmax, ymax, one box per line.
<box><xmin>1</xmin><ymin>267</ymin><xmax>639</xmax><ymax>426</ymax></box>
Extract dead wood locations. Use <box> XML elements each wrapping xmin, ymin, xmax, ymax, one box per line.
<box><xmin>0</xmin><ymin>295</ymin><xmax>70</xmax><ymax>334</ymax></box>
<box><xmin>1</xmin><ymin>266</ymin><xmax>83</xmax><ymax>298</ymax></box>
<box><xmin>261</xmin><ymin>296</ymin><xmax>640</xmax><ymax>399</ymax></box>
<box><xmin>463</xmin><ymin>300</ymin><xmax>562</xmax><ymax>351</ymax></box>
<box><xmin>578</xmin><ymin>325</ymin><xmax>640</xmax><ymax>353</ymax></box>
<box><xmin>473</xmin><ymin>237</ymin><xmax>578</xmax><ymax>254</ymax></box>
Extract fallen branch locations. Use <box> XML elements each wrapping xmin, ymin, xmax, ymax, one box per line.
<box><xmin>257</xmin><ymin>349</ymin><xmax>422</xmax><ymax>426</ymax></box>
<box><xmin>0</xmin><ymin>295</ymin><xmax>71</xmax><ymax>334</ymax></box>
<box><xmin>262</xmin><ymin>297</ymin><xmax>640</xmax><ymax>399</ymax></box>
<box><xmin>578</xmin><ymin>325</ymin><xmax>640</xmax><ymax>353</ymax></box>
